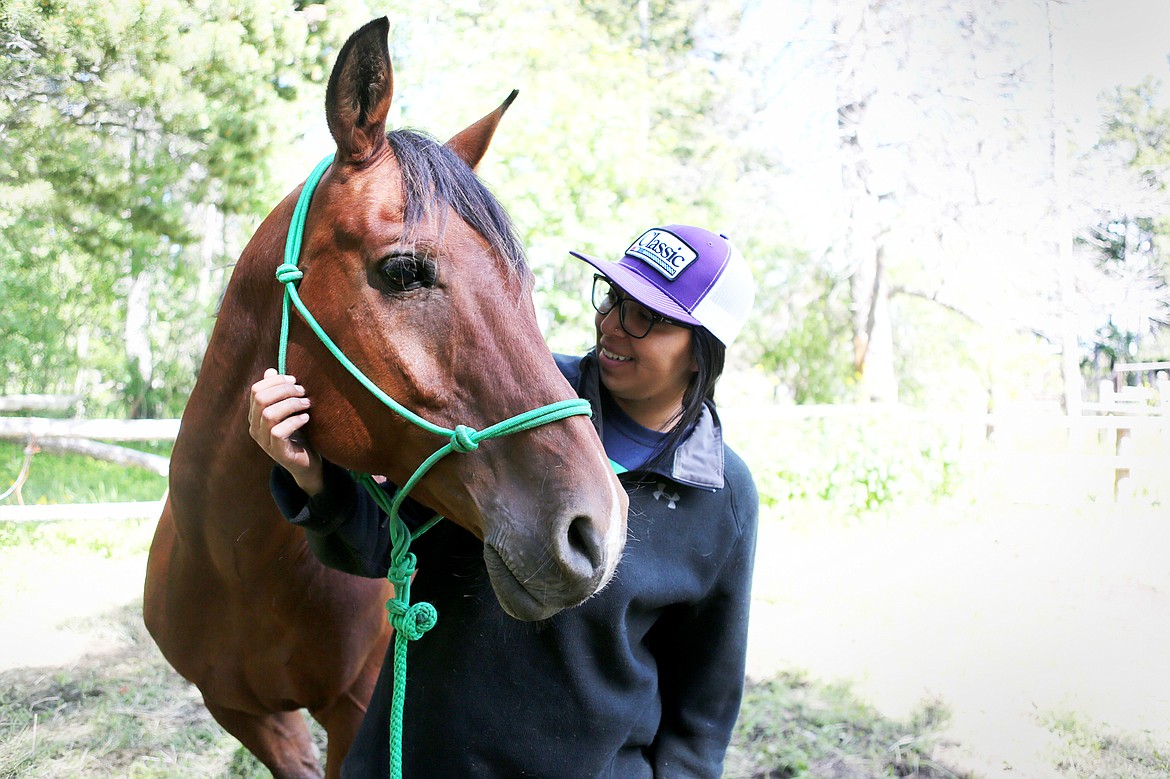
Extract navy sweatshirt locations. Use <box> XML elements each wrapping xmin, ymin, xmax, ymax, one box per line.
<box><xmin>270</xmin><ymin>352</ymin><xmax>759</xmax><ymax>778</ymax></box>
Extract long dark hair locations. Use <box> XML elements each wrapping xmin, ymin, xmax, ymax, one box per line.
<box><xmin>642</xmin><ymin>326</ymin><xmax>726</xmax><ymax>473</ymax></box>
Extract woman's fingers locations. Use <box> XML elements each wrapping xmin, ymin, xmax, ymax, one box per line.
<box><xmin>269</xmin><ymin>410</ymin><xmax>310</xmax><ymax>444</ymax></box>
<box><xmin>251</xmin><ymin>376</ymin><xmax>301</xmax><ymax>409</ymax></box>
<box><xmin>249</xmin><ymin>375</ymin><xmax>302</xmax><ymax>424</ymax></box>
<box><xmin>260</xmin><ymin>396</ymin><xmax>312</xmax><ymax>434</ymax></box>
<box><xmin>248</xmin><ymin>369</ymin><xmax>324</xmax><ymax>495</ymax></box>
<box><xmin>248</xmin><ymin>370</ymin><xmax>310</xmax><ymax>453</ymax></box>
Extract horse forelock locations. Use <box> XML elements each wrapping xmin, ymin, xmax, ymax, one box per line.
<box><xmin>384</xmin><ymin>129</ymin><xmax>528</xmax><ymax>283</ymax></box>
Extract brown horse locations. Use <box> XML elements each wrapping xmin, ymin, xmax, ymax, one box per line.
<box><xmin>143</xmin><ymin>18</ymin><xmax>627</xmax><ymax>779</ymax></box>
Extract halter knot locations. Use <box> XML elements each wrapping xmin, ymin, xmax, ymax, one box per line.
<box><xmin>386</xmin><ymin>601</ymin><xmax>438</xmax><ymax>641</ymax></box>
<box><xmin>387</xmin><ymin>553</ymin><xmax>417</xmax><ymax>587</ymax></box>
<box><xmin>450</xmin><ymin>424</ymin><xmax>479</xmax><ymax>453</ymax></box>
<box><xmin>275</xmin><ymin>263</ymin><xmax>304</xmax><ymax>285</ymax></box>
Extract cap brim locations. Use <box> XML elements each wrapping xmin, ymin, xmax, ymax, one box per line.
<box><xmin>569</xmin><ymin>251</ymin><xmax>702</xmax><ymax>326</ymax></box>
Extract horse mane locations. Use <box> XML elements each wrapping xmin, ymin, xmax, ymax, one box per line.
<box><xmin>386</xmin><ymin>129</ymin><xmax>527</xmax><ymax>277</ymax></box>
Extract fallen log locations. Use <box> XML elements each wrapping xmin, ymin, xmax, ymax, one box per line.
<box><xmin>31</xmin><ymin>437</ymin><xmax>169</xmax><ymax>476</ymax></box>
<box><xmin>0</xmin><ymin>395</ymin><xmax>82</xmax><ymax>413</ymax></box>
<box><xmin>0</xmin><ymin>417</ymin><xmax>180</xmax><ymax>442</ymax></box>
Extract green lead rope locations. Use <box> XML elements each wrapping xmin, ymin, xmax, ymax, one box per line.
<box><xmin>276</xmin><ymin>154</ymin><xmax>595</xmax><ymax>779</ymax></box>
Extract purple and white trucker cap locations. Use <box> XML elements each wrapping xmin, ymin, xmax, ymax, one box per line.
<box><xmin>570</xmin><ymin>224</ymin><xmax>755</xmax><ymax>346</ymax></box>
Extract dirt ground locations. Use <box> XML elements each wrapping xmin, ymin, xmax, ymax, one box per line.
<box><xmin>3</xmin><ymin>500</ymin><xmax>1168</xmax><ymax>778</ymax></box>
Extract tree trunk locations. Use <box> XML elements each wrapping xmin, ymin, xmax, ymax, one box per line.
<box><xmin>832</xmin><ymin>0</ymin><xmax>899</xmax><ymax>404</ymax></box>
<box><xmin>1045</xmin><ymin>0</ymin><xmax>1082</xmax><ymax>415</ymax></box>
<box><xmin>838</xmin><ymin>94</ymin><xmax>898</xmax><ymax>403</ymax></box>
<box><xmin>850</xmin><ymin>245</ymin><xmax>898</xmax><ymax>402</ymax></box>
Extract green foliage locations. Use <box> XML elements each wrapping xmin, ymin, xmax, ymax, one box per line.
<box><xmin>726</xmin><ymin>671</ymin><xmax>962</xmax><ymax>778</ymax></box>
<box><xmin>0</xmin><ymin>0</ymin><xmax>833</xmax><ymax>416</ymax></box>
<box><xmin>4</xmin><ymin>0</ymin><xmax>1088</xmax><ymax>420</ymax></box>
<box><xmin>0</xmin><ymin>0</ymin><xmax>356</xmax><ymax>415</ymax></box>
<box><xmin>892</xmin><ymin>293</ymin><xmax>995</xmax><ymax>411</ymax></box>
<box><xmin>728</xmin><ymin>410</ymin><xmax>966</xmax><ymax>518</ymax></box>
<box><xmin>742</xmin><ymin>246</ymin><xmax>854</xmax><ymax>404</ymax></box>
<box><xmin>1079</xmin><ymin>80</ymin><xmax>1170</xmax><ymax>365</ymax></box>
<box><xmin>372</xmin><ymin>0</ymin><xmax>781</xmax><ymax>353</ymax></box>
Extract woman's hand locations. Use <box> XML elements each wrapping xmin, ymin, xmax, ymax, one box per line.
<box><xmin>248</xmin><ymin>368</ymin><xmax>325</xmax><ymax>496</ymax></box>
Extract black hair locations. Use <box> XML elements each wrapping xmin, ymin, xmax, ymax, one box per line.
<box><xmin>384</xmin><ymin>129</ymin><xmax>527</xmax><ymax>276</ymax></box>
<box><xmin>641</xmin><ymin>326</ymin><xmax>726</xmax><ymax>473</ymax></box>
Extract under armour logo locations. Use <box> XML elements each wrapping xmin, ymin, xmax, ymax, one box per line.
<box><xmin>653</xmin><ymin>483</ymin><xmax>680</xmax><ymax>509</ymax></box>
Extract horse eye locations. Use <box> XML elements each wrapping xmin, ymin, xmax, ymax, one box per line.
<box><xmin>379</xmin><ymin>254</ymin><xmax>436</xmax><ymax>293</ymax></box>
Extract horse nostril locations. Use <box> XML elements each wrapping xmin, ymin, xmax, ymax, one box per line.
<box><xmin>563</xmin><ymin>514</ymin><xmax>605</xmax><ymax>578</ymax></box>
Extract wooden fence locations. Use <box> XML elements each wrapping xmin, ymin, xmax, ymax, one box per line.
<box><xmin>0</xmin><ymin>402</ymin><xmax>178</xmax><ymax>522</ymax></box>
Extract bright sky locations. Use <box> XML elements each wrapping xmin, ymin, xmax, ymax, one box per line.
<box><xmin>738</xmin><ymin>0</ymin><xmax>1170</xmax><ymax>252</ymax></box>
<box><xmin>1059</xmin><ymin>0</ymin><xmax>1170</xmax><ymax>98</ymax></box>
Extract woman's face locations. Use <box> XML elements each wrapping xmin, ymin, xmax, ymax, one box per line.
<box><xmin>594</xmin><ymin>286</ymin><xmax>696</xmax><ymax>431</ymax></box>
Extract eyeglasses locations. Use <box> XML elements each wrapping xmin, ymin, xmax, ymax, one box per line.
<box><xmin>591</xmin><ymin>275</ymin><xmax>686</xmax><ymax>339</ymax></box>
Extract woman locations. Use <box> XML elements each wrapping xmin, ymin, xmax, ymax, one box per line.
<box><xmin>249</xmin><ymin>224</ymin><xmax>758</xmax><ymax>778</ymax></box>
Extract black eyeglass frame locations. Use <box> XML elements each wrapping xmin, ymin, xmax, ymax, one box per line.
<box><xmin>590</xmin><ymin>275</ymin><xmax>687</xmax><ymax>339</ymax></box>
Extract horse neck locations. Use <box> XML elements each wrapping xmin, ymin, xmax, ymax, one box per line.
<box><xmin>202</xmin><ymin>195</ymin><xmax>295</xmax><ymax>407</ymax></box>
<box><xmin>173</xmin><ymin>192</ymin><xmax>298</xmax><ymax>498</ymax></box>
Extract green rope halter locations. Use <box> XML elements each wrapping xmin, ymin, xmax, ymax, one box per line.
<box><xmin>277</xmin><ymin>154</ymin><xmax>593</xmax><ymax>779</ymax></box>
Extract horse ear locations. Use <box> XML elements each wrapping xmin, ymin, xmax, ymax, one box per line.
<box><xmin>326</xmin><ymin>18</ymin><xmax>394</xmax><ymax>164</ymax></box>
<box><xmin>446</xmin><ymin>90</ymin><xmax>518</xmax><ymax>170</ymax></box>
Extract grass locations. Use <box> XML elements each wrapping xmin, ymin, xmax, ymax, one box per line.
<box><xmin>0</xmin><ymin>598</ymin><xmax>959</xmax><ymax>778</ymax></box>
<box><xmin>0</xmin><ymin>518</ymin><xmax>155</xmax><ymax>615</ymax></box>
<box><xmin>0</xmin><ymin>441</ymin><xmax>168</xmax><ymax>505</ymax></box>
<box><xmin>2</xmin><ymin>519</ymin><xmax>1169</xmax><ymax>778</ymax></box>
<box><xmin>0</xmin><ymin>603</ymin><xmax>275</xmax><ymax>778</ymax></box>
<box><xmin>4</xmin><ymin>427</ymin><xmax>1170</xmax><ymax>777</ymax></box>
<box><xmin>726</xmin><ymin>672</ymin><xmax>966</xmax><ymax>778</ymax></box>
<box><xmin>1040</xmin><ymin>710</ymin><xmax>1170</xmax><ymax>779</ymax></box>
<box><xmin>5</xmin><ymin>603</ymin><xmax>1163</xmax><ymax>779</ymax></box>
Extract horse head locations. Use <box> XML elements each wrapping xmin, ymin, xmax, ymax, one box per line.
<box><xmin>280</xmin><ymin>18</ymin><xmax>627</xmax><ymax>621</ymax></box>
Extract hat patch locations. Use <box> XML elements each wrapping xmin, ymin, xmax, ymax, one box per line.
<box><xmin>626</xmin><ymin>229</ymin><xmax>698</xmax><ymax>280</ymax></box>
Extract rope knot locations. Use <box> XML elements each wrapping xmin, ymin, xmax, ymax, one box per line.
<box><xmin>450</xmin><ymin>424</ymin><xmax>479</xmax><ymax>453</ymax></box>
<box><xmin>275</xmin><ymin>263</ymin><xmax>304</xmax><ymax>284</ymax></box>
<box><xmin>386</xmin><ymin>598</ymin><xmax>438</xmax><ymax>640</ymax></box>
<box><xmin>387</xmin><ymin>553</ymin><xmax>417</xmax><ymax>587</ymax></box>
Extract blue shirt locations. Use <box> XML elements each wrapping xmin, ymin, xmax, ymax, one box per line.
<box><xmin>599</xmin><ymin>390</ymin><xmax>666</xmax><ymax>472</ymax></box>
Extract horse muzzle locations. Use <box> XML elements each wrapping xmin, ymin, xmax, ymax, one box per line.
<box><xmin>482</xmin><ymin>487</ymin><xmax>626</xmax><ymax>621</ymax></box>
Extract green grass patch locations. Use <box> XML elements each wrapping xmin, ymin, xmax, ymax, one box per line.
<box><xmin>0</xmin><ymin>516</ymin><xmax>154</xmax><ymax>556</ymax></box>
<box><xmin>1040</xmin><ymin>709</ymin><xmax>1170</xmax><ymax>779</ymax></box>
<box><xmin>0</xmin><ymin>441</ymin><xmax>168</xmax><ymax>505</ymax></box>
<box><xmin>0</xmin><ymin>518</ymin><xmax>156</xmax><ymax>614</ymax></box>
<box><xmin>725</xmin><ymin>671</ymin><xmax>968</xmax><ymax>778</ymax></box>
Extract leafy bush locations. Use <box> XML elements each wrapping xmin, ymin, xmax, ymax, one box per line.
<box><xmin>726</xmin><ymin>409</ymin><xmax>969</xmax><ymax>518</ymax></box>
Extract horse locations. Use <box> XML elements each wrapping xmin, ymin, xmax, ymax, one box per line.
<box><xmin>143</xmin><ymin>18</ymin><xmax>627</xmax><ymax>779</ymax></box>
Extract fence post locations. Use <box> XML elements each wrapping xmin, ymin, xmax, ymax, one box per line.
<box><xmin>1097</xmin><ymin>379</ymin><xmax>1132</xmax><ymax>500</ymax></box>
<box><xmin>1114</xmin><ymin>421</ymin><xmax>1132</xmax><ymax>501</ymax></box>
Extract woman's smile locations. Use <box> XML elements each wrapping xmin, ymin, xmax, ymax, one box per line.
<box><xmin>599</xmin><ymin>344</ymin><xmax>633</xmax><ymax>363</ymax></box>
